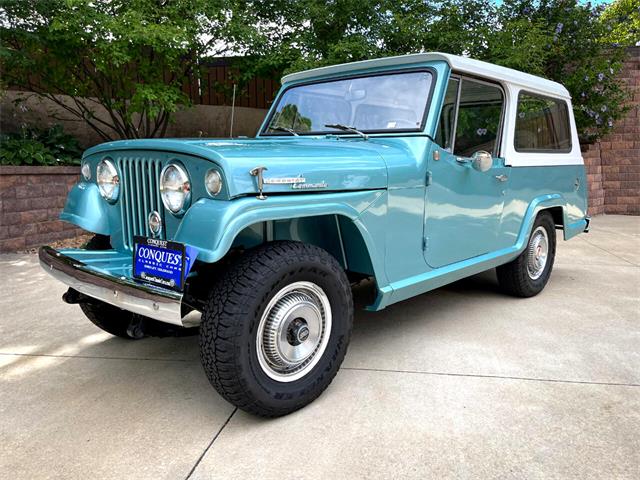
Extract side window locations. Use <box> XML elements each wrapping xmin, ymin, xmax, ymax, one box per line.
<box><xmin>453</xmin><ymin>79</ymin><xmax>504</xmax><ymax>157</ymax></box>
<box><xmin>435</xmin><ymin>78</ymin><xmax>459</xmax><ymax>151</ymax></box>
<box><xmin>515</xmin><ymin>92</ymin><xmax>572</xmax><ymax>152</ymax></box>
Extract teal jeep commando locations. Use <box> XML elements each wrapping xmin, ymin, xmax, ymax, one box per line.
<box><xmin>40</xmin><ymin>53</ymin><xmax>590</xmax><ymax>416</ymax></box>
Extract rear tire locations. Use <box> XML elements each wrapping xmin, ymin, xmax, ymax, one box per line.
<box><xmin>199</xmin><ymin>241</ymin><xmax>354</xmax><ymax>417</ymax></box>
<box><xmin>497</xmin><ymin>211</ymin><xmax>556</xmax><ymax>297</ymax></box>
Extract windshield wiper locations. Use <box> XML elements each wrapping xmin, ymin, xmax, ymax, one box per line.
<box><xmin>324</xmin><ymin>123</ymin><xmax>368</xmax><ymax>140</ymax></box>
<box><xmin>269</xmin><ymin>126</ymin><xmax>299</xmax><ymax>136</ymax></box>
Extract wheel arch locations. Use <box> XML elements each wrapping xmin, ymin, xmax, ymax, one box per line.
<box><xmin>231</xmin><ymin>214</ymin><xmax>376</xmax><ymax>278</ymax></box>
<box><xmin>535</xmin><ymin>203</ymin><xmax>587</xmax><ymax>241</ymax></box>
<box><xmin>542</xmin><ymin>205</ymin><xmax>564</xmax><ymax>229</ymax></box>
<box><xmin>173</xmin><ymin>191</ymin><xmax>387</xmax><ymax>286</ymax></box>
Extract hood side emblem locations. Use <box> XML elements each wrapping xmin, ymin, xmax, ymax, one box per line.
<box><xmin>250</xmin><ymin>166</ymin><xmax>308</xmax><ymax>200</ymax></box>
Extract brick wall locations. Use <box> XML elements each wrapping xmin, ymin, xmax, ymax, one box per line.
<box><xmin>585</xmin><ymin>46</ymin><xmax>640</xmax><ymax>216</ymax></box>
<box><xmin>0</xmin><ymin>166</ymin><xmax>85</xmax><ymax>252</ymax></box>
<box><xmin>583</xmin><ymin>142</ymin><xmax>605</xmax><ymax>215</ymax></box>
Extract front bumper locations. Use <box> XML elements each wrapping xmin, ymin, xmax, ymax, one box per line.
<box><xmin>39</xmin><ymin>246</ymin><xmax>185</xmax><ymax>326</ymax></box>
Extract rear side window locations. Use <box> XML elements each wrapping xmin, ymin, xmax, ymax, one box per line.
<box><xmin>515</xmin><ymin>92</ymin><xmax>572</xmax><ymax>152</ymax></box>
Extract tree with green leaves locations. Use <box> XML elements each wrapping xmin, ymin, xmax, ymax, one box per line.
<box><xmin>482</xmin><ymin>0</ymin><xmax>630</xmax><ymax>142</ymax></box>
<box><xmin>0</xmin><ymin>0</ymin><xmax>633</xmax><ymax>143</ymax></box>
<box><xmin>232</xmin><ymin>0</ymin><xmax>493</xmax><ymax>74</ymax></box>
<box><xmin>0</xmin><ymin>0</ymin><xmax>247</xmax><ymax>140</ymax></box>
<box><xmin>601</xmin><ymin>0</ymin><xmax>640</xmax><ymax>47</ymax></box>
<box><xmin>237</xmin><ymin>0</ymin><xmax>631</xmax><ymax>142</ymax></box>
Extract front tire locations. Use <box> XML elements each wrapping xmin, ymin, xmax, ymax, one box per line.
<box><xmin>199</xmin><ymin>241</ymin><xmax>354</xmax><ymax>417</ymax></box>
<box><xmin>497</xmin><ymin>211</ymin><xmax>556</xmax><ymax>297</ymax></box>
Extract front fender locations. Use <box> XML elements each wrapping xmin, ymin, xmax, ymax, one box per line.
<box><xmin>174</xmin><ymin>190</ymin><xmax>386</xmax><ymax>264</ymax></box>
<box><xmin>60</xmin><ymin>182</ymin><xmax>110</xmax><ymax>235</ymax></box>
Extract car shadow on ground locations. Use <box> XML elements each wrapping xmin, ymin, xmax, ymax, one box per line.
<box><xmin>2</xmin><ymin>268</ymin><xmax>504</xmax><ymax>370</ymax></box>
<box><xmin>0</xmin><ymin>262</ymin><xmax>510</xmax><ymax>424</ymax></box>
<box><xmin>352</xmin><ymin>268</ymin><xmax>505</xmax><ymax>331</ymax></box>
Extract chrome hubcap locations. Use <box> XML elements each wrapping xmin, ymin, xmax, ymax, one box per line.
<box><xmin>257</xmin><ymin>281</ymin><xmax>331</xmax><ymax>382</ymax></box>
<box><xmin>527</xmin><ymin>226</ymin><xmax>549</xmax><ymax>280</ymax></box>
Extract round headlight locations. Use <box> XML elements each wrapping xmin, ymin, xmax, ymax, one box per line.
<box><xmin>205</xmin><ymin>169</ymin><xmax>222</xmax><ymax>196</ymax></box>
<box><xmin>160</xmin><ymin>163</ymin><xmax>191</xmax><ymax>214</ymax></box>
<box><xmin>96</xmin><ymin>159</ymin><xmax>119</xmax><ymax>202</ymax></box>
<box><xmin>81</xmin><ymin>161</ymin><xmax>91</xmax><ymax>181</ymax></box>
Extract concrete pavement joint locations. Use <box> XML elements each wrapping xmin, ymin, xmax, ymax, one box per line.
<box><xmin>577</xmin><ymin>237</ymin><xmax>639</xmax><ymax>267</ymax></box>
<box><xmin>555</xmin><ymin>262</ymin><xmax>638</xmax><ymax>267</ymax></box>
<box><xmin>585</xmin><ymin>225</ymin><xmax>639</xmax><ymax>239</ymax></box>
<box><xmin>185</xmin><ymin>407</ymin><xmax>237</xmax><ymax>480</ymax></box>
<box><xmin>6</xmin><ymin>353</ymin><xmax>636</xmax><ymax>388</ymax></box>
<box><xmin>342</xmin><ymin>366</ymin><xmax>640</xmax><ymax>388</ymax></box>
<box><xmin>0</xmin><ymin>352</ymin><xmax>194</xmax><ymax>363</ymax></box>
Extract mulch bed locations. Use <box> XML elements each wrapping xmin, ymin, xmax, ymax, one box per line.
<box><xmin>17</xmin><ymin>234</ymin><xmax>94</xmax><ymax>254</ymax></box>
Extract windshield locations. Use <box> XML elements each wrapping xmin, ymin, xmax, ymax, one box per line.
<box><xmin>263</xmin><ymin>71</ymin><xmax>433</xmax><ymax>135</ymax></box>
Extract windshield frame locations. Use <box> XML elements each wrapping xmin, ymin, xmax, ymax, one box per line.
<box><xmin>259</xmin><ymin>67</ymin><xmax>437</xmax><ymax>137</ymax></box>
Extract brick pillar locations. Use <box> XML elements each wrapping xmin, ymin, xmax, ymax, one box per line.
<box><xmin>601</xmin><ymin>46</ymin><xmax>640</xmax><ymax>215</ymax></box>
<box><xmin>583</xmin><ymin>142</ymin><xmax>605</xmax><ymax>216</ymax></box>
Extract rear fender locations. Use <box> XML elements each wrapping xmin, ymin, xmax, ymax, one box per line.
<box><xmin>529</xmin><ymin>196</ymin><xmax>588</xmax><ymax>241</ymax></box>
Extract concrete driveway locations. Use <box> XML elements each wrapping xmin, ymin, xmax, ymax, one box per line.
<box><xmin>1</xmin><ymin>215</ymin><xmax>638</xmax><ymax>479</ymax></box>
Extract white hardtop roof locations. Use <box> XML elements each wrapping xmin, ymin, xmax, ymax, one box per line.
<box><xmin>281</xmin><ymin>52</ymin><xmax>570</xmax><ymax>98</ymax></box>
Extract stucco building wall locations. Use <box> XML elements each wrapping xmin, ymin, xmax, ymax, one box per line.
<box><xmin>0</xmin><ymin>91</ymin><xmax>268</xmax><ymax>148</ymax></box>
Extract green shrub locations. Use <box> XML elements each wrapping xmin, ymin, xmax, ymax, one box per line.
<box><xmin>0</xmin><ymin>125</ymin><xmax>82</xmax><ymax>166</ymax></box>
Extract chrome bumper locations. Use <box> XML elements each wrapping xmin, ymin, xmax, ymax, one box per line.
<box><xmin>39</xmin><ymin>246</ymin><xmax>185</xmax><ymax>326</ymax></box>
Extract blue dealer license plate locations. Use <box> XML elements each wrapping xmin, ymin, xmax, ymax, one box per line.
<box><xmin>133</xmin><ymin>236</ymin><xmax>197</xmax><ymax>291</ymax></box>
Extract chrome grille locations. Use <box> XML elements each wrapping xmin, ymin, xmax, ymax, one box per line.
<box><xmin>116</xmin><ymin>156</ymin><xmax>164</xmax><ymax>250</ymax></box>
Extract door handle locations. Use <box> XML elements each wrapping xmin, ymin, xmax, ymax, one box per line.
<box><xmin>494</xmin><ymin>174</ymin><xmax>508</xmax><ymax>182</ymax></box>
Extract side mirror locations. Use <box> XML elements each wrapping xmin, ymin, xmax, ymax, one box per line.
<box><xmin>471</xmin><ymin>151</ymin><xmax>493</xmax><ymax>172</ymax></box>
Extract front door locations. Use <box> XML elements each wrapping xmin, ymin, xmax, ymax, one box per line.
<box><xmin>424</xmin><ymin>76</ymin><xmax>510</xmax><ymax>268</ymax></box>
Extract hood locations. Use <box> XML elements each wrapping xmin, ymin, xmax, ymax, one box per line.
<box><xmin>199</xmin><ymin>138</ymin><xmax>390</xmax><ymax>197</ymax></box>
<box><xmin>86</xmin><ymin>137</ymin><xmax>389</xmax><ymax>197</ymax></box>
